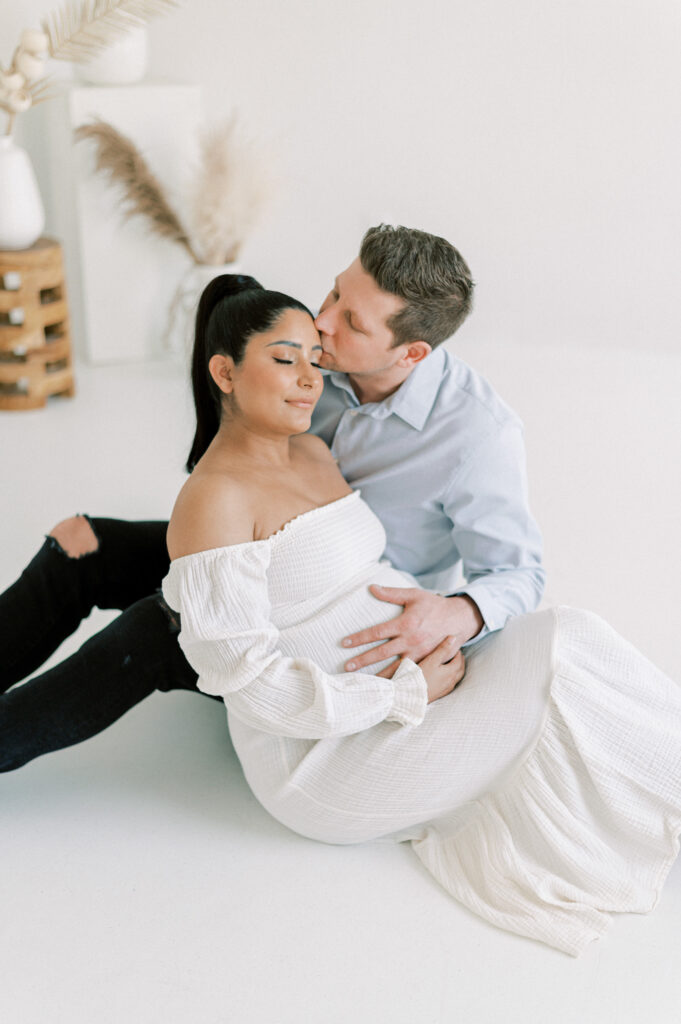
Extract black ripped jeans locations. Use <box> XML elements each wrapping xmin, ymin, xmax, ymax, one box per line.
<box><xmin>0</xmin><ymin>517</ymin><xmax>215</xmax><ymax>773</ymax></box>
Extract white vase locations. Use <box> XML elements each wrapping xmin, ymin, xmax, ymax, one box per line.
<box><xmin>76</xmin><ymin>28</ymin><xmax>148</xmax><ymax>85</ymax></box>
<box><xmin>166</xmin><ymin>263</ymin><xmax>242</xmax><ymax>364</ymax></box>
<box><xmin>0</xmin><ymin>136</ymin><xmax>45</xmax><ymax>250</ymax></box>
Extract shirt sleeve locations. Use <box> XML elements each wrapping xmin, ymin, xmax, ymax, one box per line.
<box><xmin>161</xmin><ymin>543</ymin><xmax>427</xmax><ymax>739</ymax></box>
<box><xmin>443</xmin><ymin>419</ymin><xmax>546</xmax><ymax>640</ymax></box>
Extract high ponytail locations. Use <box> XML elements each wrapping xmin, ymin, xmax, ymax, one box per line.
<box><xmin>185</xmin><ymin>274</ymin><xmax>312</xmax><ymax>472</ymax></box>
<box><xmin>186</xmin><ymin>274</ymin><xmax>262</xmax><ymax>472</ymax></box>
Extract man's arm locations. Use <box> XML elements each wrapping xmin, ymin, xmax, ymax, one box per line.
<box><xmin>442</xmin><ymin>419</ymin><xmax>545</xmax><ymax>634</ymax></box>
<box><xmin>342</xmin><ymin>419</ymin><xmax>544</xmax><ymax>673</ymax></box>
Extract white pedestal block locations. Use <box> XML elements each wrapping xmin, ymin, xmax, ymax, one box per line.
<box><xmin>39</xmin><ymin>82</ymin><xmax>202</xmax><ymax>363</ymax></box>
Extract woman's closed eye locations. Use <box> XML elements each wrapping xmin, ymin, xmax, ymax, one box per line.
<box><xmin>274</xmin><ymin>357</ymin><xmax>322</xmax><ymax>369</ymax></box>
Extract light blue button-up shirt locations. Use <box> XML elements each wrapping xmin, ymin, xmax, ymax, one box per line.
<box><xmin>310</xmin><ymin>346</ymin><xmax>545</xmax><ymax>641</ymax></box>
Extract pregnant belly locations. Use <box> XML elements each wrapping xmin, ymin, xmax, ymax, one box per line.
<box><xmin>271</xmin><ymin>562</ymin><xmax>420</xmax><ymax>676</ymax></box>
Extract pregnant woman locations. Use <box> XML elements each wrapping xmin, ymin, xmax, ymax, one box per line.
<box><xmin>162</xmin><ymin>273</ymin><xmax>681</xmax><ymax>957</ymax></box>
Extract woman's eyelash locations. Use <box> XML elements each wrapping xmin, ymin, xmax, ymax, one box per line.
<box><xmin>274</xmin><ymin>357</ymin><xmax>322</xmax><ymax>368</ymax></box>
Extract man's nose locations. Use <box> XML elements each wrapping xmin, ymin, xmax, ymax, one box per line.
<box><xmin>314</xmin><ymin>306</ymin><xmax>334</xmax><ymax>334</ymax></box>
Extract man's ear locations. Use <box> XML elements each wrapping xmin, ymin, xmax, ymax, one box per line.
<box><xmin>208</xmin><ymin>353</ymin><xmax>236</xmax><ymax>395</ymax></box>
<box><xmin>397</xmin><ymin>341</ymin><xmax>431</xmax><ymax>367</ymax></box>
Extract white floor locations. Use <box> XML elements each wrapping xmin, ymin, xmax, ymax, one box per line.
<box><xmin>1</xmin><ymin>340</ymin><xmax>681</xmax><ymax>1024</ymax></box>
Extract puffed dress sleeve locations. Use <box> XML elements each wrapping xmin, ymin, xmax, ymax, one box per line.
<box><xmin>161</xmin><ymin>543</ymin><xmax>428</xmax><ymax>739</ymax></box>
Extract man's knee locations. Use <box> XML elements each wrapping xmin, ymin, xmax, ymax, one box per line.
<box><xmin>48</xmin><ymin>515</ymin><xmax>100</xmax><ymax>559</ymax></box>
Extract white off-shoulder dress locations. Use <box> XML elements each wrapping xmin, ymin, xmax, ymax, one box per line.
<box><xmin>162</xmin><ymin>491</ymin><xmax>681</xmax><ymax>956</ymax></box>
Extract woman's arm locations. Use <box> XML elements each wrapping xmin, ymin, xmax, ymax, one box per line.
<box><xmin>162</xmin><ymin>542</ymin><xmax>427</xmax><ymax>739</ymax></box>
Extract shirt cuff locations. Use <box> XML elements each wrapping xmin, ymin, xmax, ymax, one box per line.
<box><xmin>447</xmin><ymin>587</ymin><xmax>496</xmax><ymax>646</ymax></box>
<box><xmin>386</xmin><ymin>658</ymin><xmax>428</xmax><ymax>727</ymax></box>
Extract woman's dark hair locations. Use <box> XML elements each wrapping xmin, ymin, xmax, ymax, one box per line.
<box><xmin>186</xmin><ymin>274</ymin><xmax>313</xmax><ymax>472</ymax></box>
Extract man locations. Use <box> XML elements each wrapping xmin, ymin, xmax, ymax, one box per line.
<box><xmin>0</xmin><ymin>225</ymin><xmax>544</xmax><ymax>772</ymax></box>
<box><xmin>312</xmin><ymin>225</ymin><xmax>543</xmax><ymax>674</ymax></box>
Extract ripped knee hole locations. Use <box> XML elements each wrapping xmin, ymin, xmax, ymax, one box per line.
<box><xmin>47</xmin><ymin>514</ymin><xmax>100</xmax><ymax>559</ymax></box>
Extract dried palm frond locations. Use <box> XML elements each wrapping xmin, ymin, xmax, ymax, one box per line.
<box><xmin>75</xmin><ymin>119</ymin><xmax>197</xmax><ymax>260</ymax></box>
<box><xmin>26</xmin><ymin>76</ymin><xmax>56</xmax><ymax>105</ymax></box>
<box><xmin>43</xmin><ymin>0</ymin><xmax>178</xmax><ymax>63</ymax></box>
<box><xmin>188</xmin><ymin>117</ymin><xmax>273</xmax><ymax>265</ymax></box>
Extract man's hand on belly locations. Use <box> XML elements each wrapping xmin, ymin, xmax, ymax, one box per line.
<box><xmin>341</xmin><ymin>588</ymin><xmax>484</xmax><ymax>675</ymax></box>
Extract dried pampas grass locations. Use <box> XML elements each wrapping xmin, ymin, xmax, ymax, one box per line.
<box><xmin>75</xmin><ymin>115</ymin><xmax>272</xmax><ymax>266</ymax></box>
<box><xmin>188</xmin><ymin>117</ymin><xmax>273</xmax><ymax>265</ymax></box>
<box><xmin>75</xmin><ymin>119</ymin><xmax>198</xmax><ymax>260</ymax></box>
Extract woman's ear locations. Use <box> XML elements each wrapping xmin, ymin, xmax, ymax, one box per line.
<box><xmin>208</xmin><ymin>353</ymin><xmax>236</xmax><ymax>395</ymax></box>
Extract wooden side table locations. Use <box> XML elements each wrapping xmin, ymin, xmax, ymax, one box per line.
<box><xmin>0</xmin><ymin>237</ymin><xmax>76</xmax><ymax>410</ymax></box>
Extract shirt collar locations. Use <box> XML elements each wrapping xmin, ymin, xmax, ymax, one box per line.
<box><xmin>325</xmin><ymin>347</ymin><xmax>447</xmax><ymax>430</ymax></box>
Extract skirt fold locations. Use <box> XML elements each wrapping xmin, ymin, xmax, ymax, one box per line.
<box><xmin>412</xmin><ymin>607</ymin><xmax>681</xmax><ymax>956</ymax></box>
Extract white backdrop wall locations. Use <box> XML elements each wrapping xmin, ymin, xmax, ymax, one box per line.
<box><xmin>7</xmin><ymin>0</ymin><xmax>681</xmax><ymax>354</ymax></box>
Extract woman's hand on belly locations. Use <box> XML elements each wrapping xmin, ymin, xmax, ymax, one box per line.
<box><xmin>373</xmin><ymin>637</ymin><xmax>465</xmax><ymax>705</ymax></box>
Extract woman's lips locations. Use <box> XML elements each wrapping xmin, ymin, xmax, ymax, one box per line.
<box><xmin>286</xmin><ymin>400</ymin><xmax>314</xmax><ymax>408</ymax></box>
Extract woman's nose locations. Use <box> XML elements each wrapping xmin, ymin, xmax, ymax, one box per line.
<box><xmin>301</xmin><ymin>366</ymin><xmax>320</xmax><ymax>389</ymax></box>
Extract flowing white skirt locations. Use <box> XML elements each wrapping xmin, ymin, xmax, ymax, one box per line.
<box><xmin>229</xmin><ymin>607</ymin><xmax>681</xmax><ymax>956</ymax></box>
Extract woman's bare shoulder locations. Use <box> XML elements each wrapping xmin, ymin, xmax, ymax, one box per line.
<box><xmin>167</xmin><ymin>470</ymin><xmax>255</xmax><ymax>560</ymax></box>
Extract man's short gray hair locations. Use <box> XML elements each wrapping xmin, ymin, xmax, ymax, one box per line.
<box><xmin>359</xmin><ymin>224</ymin><xmax>474</xmax><ymax>348</ymax></box>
